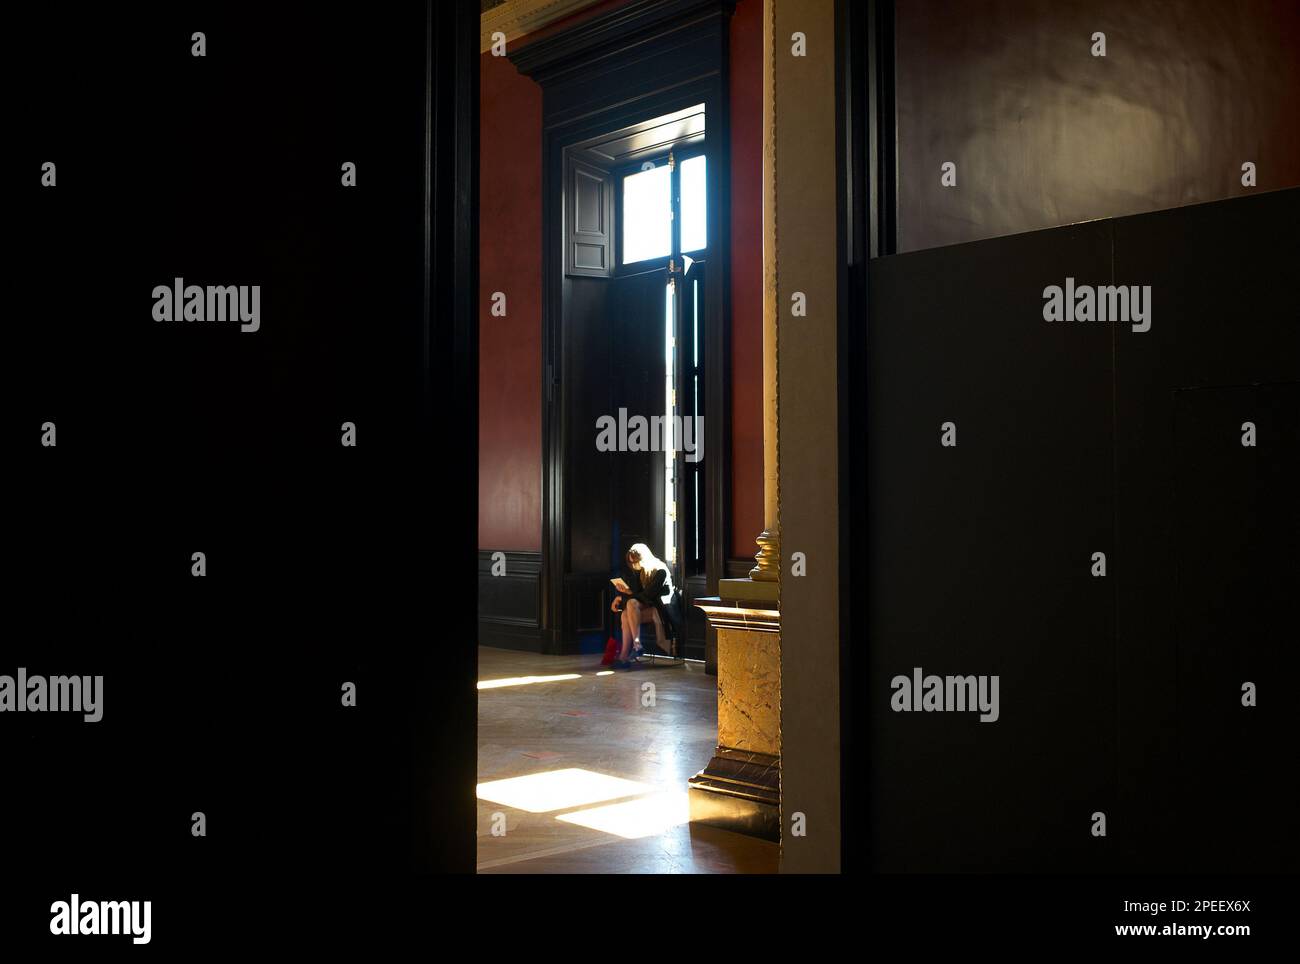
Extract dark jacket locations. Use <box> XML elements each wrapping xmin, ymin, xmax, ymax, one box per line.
<box><xmin>623</xmin><ymin>566</ymin><xmax>671</xmax><ymax>604</ymax></box>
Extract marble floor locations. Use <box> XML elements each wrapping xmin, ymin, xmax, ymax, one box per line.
<box><xmin>476</xmin><ymin>646</ymin><xmax>779</xmax><ymax>873</ymax></box>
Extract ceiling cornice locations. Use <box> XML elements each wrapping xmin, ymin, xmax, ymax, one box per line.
<box><xmin>507</xmin><ymin>0</ymin><xmax>733</xmax><ymax>84</ymax></box>
<box><xmin>480</xmin><ymin>0</ymin><xmax>606</xmax><ymax>54</ymax></box>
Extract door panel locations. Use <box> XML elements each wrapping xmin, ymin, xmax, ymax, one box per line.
<box><xmin>560</xmin><ymin>269</ymin><xmax>666</xmax><ymax>648</ymax></box>
<box><xmin>609</xmin><ymin>271</ymin><xmax>668</xmax><ymax>564</ymax></box>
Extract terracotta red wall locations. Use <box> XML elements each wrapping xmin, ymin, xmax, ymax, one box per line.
<box><xmin>478</xmin><ymin>0</ymin><xmax>766</xmax><ymax>559</ymax></box>
<box><xmin>479</xmin><ymin>50</ymin><xmax>543</xmax><ymax>551</ymax></box>
<box><xmin>728</xmin><ymin>0</ymin><xmax>763</xmax><ymax>560</ymax></box>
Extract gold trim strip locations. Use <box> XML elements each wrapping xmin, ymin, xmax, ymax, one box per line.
<box><xmin>480</xmin><ymin>0</ymin><xmax>605</xmax><ymax>53</ymax></box>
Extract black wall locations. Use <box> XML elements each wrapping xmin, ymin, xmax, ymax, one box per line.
<box><xmin>862</xmin><ymin>189</ymin><xmax>1299</xmax><ymax>872</ymax></box>
<box><xmin>8</xmin><ymin>0</ymin><xmax>478</xmax><ymax>937</ymax></box>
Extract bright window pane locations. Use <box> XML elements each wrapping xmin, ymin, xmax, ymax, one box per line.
<box><xmin>664</xmin><ymin>283</ymin><xmax>676</xmax><ymax>564</ymax></box>
<box><xmin>680</xmin><ymin>155</ymin><xmax>707</xmax><ymax>252</ymax></box>
<box><xmin>622</xmin><ymin>165</ymin><xmax>672</xmax><ymax>264</ymax></box>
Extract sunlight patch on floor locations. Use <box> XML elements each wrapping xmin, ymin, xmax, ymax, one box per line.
<box><xmin>476</xmin><ymin>768</ymin><xmax>655</xmax><ymax>813</ymax></box>
<box><xmin>477</xmin><ymin>673</ymin><xmax>583</xmax><ymax>690</ymax></box>
<box><xmin>556</xmin><ymin>791</ymin><xmax>691</xmax><ymax>839</ymax></box>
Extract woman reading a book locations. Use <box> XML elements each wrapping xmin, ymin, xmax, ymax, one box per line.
<box><xmin>609</xmin><ymin>543</ymin><xmax>675</xmax><ymax>668</ymax></box>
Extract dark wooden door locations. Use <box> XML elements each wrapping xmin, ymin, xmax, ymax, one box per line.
<box><xmin>610</xmin><ymin>269</ymin><xmax>670</xmax><ymax>563</ymax></box>
<box><xmin>561</xmin><ymin>267</ymin><xmax>668</xmax><ymax>648</ymax></box>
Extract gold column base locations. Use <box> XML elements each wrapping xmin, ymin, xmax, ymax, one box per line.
<box><xmin>691</xmin><ymin>589</ymin><xmax>781</xmax><ymax>843</ymax></box>
<box><xmin>749</xmin><ymin>527</ymin><xmax>780</xmax><ymax>582</ymax></box>
<box><xmin>688</xmin><ymin>748</ymin><xmax>781</xmax><ymax>842</ymax></box>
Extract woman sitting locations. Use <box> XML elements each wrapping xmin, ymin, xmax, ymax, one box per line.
<box><xmin>609</xmin><ymin>542</ymin><xmax>675</xmax><ymax>668</ymax></box>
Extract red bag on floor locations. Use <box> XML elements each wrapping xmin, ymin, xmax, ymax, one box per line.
<box><xmin>601</xmin><ymin>636</ymin><xmax>619</xmax><ymax>666</ymax></box>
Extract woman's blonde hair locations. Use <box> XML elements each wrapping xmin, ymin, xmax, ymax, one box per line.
<box><xmin>626</xmin><ymin>543</ymin><xmax>666</xmax><ymax>587</ymax></box>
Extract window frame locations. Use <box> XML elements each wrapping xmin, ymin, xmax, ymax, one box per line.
<box><xmin>613</xmin><ymin>146</ymin><xmax>708</xmax><ymax>277</ymax></box>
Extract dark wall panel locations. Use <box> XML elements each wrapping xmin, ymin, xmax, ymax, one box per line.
<box><xmin>1110</xmin><ymin>189</ymin><xmax>1300</xmax><ymax>870</ymax></box>
<box><xmin>1169</xmin><ymin>384</ymin><xmax>1298</xmax><ymax>872</ymax></box>
<box><xmin>479</xmin><ymin>550</ymin><xmax>544</xmax><ymax>651</ymax></box>
<box><xmin>864</xmin><ymin>189</ymin><xmax>1299</xmax><ymax>872</ymax></box>
<box><xmin>867</xmin><ymin>222</ymin><xmax>1116</xmax><ymax>872</ymax></box>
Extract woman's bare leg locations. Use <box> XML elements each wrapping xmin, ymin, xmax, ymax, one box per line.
<box><xmin>619</xmin><ymin>605</ymin><xmax>636</xmax><ymax>659</ymax></box>
<box><xmin>621</xmin><ymin>599</ymin><xmax>643</xmax><ymax>660</ymax></box>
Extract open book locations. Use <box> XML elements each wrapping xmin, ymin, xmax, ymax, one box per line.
<box><xmin>610</xmin><ymin>577</ymin><xmax>631</xmax><ymax>594</ymax></box>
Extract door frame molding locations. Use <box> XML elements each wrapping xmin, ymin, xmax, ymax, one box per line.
<box><xmin>421</xmin><ymin>0</ymin><xmax>478</xmax><ymax>871</ymax></box>
<box><xmin>836</xmin><ymin>0</ymin><xmax>898</xmax><ymax>873</ymax></box>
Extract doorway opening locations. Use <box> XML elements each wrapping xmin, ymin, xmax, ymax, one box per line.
<box><xmin>474</xmin><ymin>101</ymin><xmax>764</xmax><ymax>872</ymax></box>
<box><xmin>618</xmin><ymin>146</ymin><xmax>708</xmax><ymax>588</ymax></box>
<box><xmin>547</xmin><ymin>102</ymin><xmax>713</xmax><ymax>658</ymax></box>
<box><xmin>477</xmin><ymin>0</ymin><xmax>761</xmax><ymax>875</ymax></box>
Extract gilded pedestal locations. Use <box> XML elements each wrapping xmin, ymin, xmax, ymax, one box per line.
<box><xmin>690</xmin><ymin>579</ymin><xmax>781</xmax><ymax>841</ymax></box>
